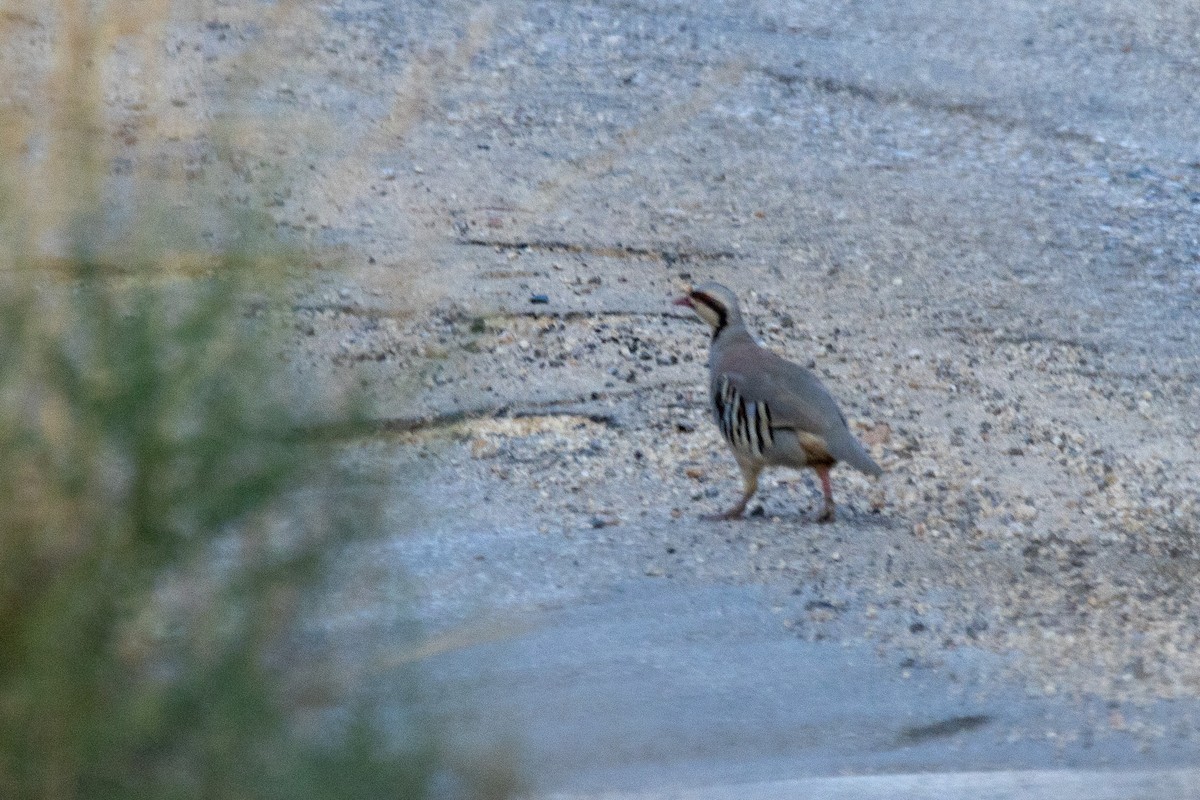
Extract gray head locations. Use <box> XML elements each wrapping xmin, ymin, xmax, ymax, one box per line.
<box><xmin>673</xmin><ymin>282</ymin><xmax>745</xmax><ymax>336</ymax></box>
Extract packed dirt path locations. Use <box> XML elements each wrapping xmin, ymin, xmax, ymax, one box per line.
<box><xmin>284</xmin><ymin>0</ymin><xmax>1200</xmax><ymax>795</ymax></box>
<box><xmin>17</xmin><ymin>0</ymin><xmax>1200</xmax><ymax>795</ymax></box>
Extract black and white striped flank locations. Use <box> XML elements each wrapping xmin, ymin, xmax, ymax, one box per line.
<box><xmin>712</xmin><ymin>374</ymin><xmax>774</xmax><ymax>459</ymax></box>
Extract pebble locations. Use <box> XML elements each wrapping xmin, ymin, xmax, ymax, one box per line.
<box><xmin>1014</xmin><ymin>504</ymin><xmax>1039</xmax><ymax>523</ymax></box>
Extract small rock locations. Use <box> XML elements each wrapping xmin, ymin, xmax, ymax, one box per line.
<box><xmin>861</xmin><ymin>422</ymin><xmax>891</xmax><ymax>446</ymax></box>
<box><xmin>470</xmin><ymin>438</ymin><xmax>499</xmax><ymax>459</ymax></box>
<box><xmin>1014</xmin><ymin>504</ymin><xmax>1039</xmax><ymax>523</ymax></box>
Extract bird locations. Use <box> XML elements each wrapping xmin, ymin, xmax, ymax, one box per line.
<box><xmin>674</xmin><ymin>282</ymin><xmax>882</xmax><ymax>522</ymax></box>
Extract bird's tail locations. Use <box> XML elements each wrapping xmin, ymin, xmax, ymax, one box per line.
<box><xmin>830</xmin><ymin>431</ymin><xmax>884</xmax><ymax>477</ymax></box>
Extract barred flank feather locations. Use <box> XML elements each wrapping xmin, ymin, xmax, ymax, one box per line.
<box><xmin>713</xmin><ymin>374</ymin><xmax>773</xmax><ymax>459</ymax></box>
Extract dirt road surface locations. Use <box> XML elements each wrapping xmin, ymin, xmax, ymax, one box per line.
<box><xmin>32</xmin><ymin>0</ymin><xmax>1200</xmax><ymax>796</ymax></box>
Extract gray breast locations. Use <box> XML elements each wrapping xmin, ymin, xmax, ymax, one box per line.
<box><xmin>712</xmin><ymin>374</ymin><xmax>774</xmax><ymax>460</ymax></box>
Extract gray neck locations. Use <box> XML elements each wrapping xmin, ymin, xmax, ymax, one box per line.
<box><xmin>712</xmin><ymin>320</ymin><xmax>753</xmax><ymax>347</ymax></box>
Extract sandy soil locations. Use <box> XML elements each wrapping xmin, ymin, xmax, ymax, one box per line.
<box><xmin>9</xmin><ymin>0</ymin><xmax>1200</xmax><ymax>791</ymax></box>
<box><xmin>276</xmin><ymin>0</ymin><xmax>1200</xmax><ymax>704</ymax></box>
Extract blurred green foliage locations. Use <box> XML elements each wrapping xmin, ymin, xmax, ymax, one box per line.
<box><xmin>0</xmin><ymin>253</ymin><xmax>437</xmax><ymax>799</ymax></box>
<box><xmin>0</xmin><ymin>2</ymin><xmax>466</xmax><ymax>798</ymax></box>
<box><xmin>0</xmin><ymin>260</ymin><xmax>441</xmax><ymax>796</ymax></box>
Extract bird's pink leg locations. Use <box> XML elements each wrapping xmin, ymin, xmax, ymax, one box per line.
<box><xmin>702</xmin><ymin>463</ymin><xmax>761</xmax><ymax>521</ymax></box>
<box><xmin>815</xmin><ymin>465</ymin><xmax>836</xmax><ymax>523</ymax></box>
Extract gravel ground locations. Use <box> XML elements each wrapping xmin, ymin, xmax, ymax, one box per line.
<box><xmin>17</xmin><ymin>0</ymin><xmax>1200</xmax><ymax>790</ymax></box>
<box><xmin>275</xmin><ymin>0</ymin><xmax>1200</xmax><ymax>708</ymax></box>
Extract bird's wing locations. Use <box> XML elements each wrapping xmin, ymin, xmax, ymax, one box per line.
<box><xmin>714</xmin><ymin>342</ymin><xmax>842</xmax><ymax>433</ymax></box>
<box><xmin>715</xmin><ymin>342</ymin><xmax>882</xmax><ymax>476</ymax></box>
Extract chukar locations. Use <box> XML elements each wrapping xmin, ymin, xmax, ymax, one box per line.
<box><xmin>674</xmin><ymin>282</ymin><xmax>882</xmax><ymax>522</ymax></box>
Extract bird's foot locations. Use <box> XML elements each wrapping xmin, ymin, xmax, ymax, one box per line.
<box><xmin>701</xmin><ymin>507</ymin><xmax>745</xmax><ymax>521</ymax></box>
<box><xmin>817</xmin><ymin>504</ymin><xmax>836</xmax><ymax>524</ymax></box>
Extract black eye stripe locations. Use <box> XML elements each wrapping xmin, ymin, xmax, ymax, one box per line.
<box><xmin>691</xmin><ymin>292</ymin><xmax>722</xmax><ymax>314</ymax></box>
<box><xmin>691</xmin><ymin>292</ymin><xmax>727</xmax><ymax>333</ymax></box>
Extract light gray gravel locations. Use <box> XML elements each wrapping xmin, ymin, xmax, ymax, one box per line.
<box><xmin>56</xmin><ymin>0</ymin><xmax>1200</xmax><ymax>795</ymax></box>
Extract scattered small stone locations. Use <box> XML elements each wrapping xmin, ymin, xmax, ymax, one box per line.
<box><xmin>300</xmin><ymin>63</ymin><xmax>1200</xmax><ymax>713</ymax></box>
<box><xmin>1014</xmin><ymin>504</ymin><xmax>1039</xmax><ymax>523</ymax></box>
